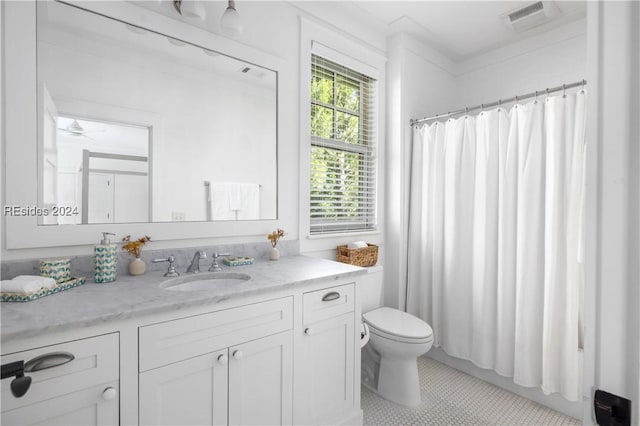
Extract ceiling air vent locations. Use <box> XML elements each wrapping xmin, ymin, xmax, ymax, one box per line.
<box><xmin>502</xmin><ymin>1</ymin><xmax>560</xmax><ymax>32</ymax></box>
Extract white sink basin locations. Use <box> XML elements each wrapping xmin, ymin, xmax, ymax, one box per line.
<box><xmin>160</xmin><ymin>272</ymin><xmax>251</xmax><ymax>292</ymax></box>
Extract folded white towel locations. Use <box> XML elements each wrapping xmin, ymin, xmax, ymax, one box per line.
<box><xmin>13</xmin><ymin>275</ymin><xmax>57</xmax><ymax>289</ymax></box>
<box><xmin>0</xmin><ymin>276</ymin><xmax>56</xmax><ymax>294</ymax></box>
<box><xmin>347</xmin><ymin>241</ymin><xmax>368</xmax><ymax>249</ymax></box>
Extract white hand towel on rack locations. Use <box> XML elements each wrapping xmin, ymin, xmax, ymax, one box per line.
<box><xmin>228</xmin><ymin>183</ymin><xmax>243</xmax><ymax>212</ymax></box>
<box><xmin>237</xmin><ymin>183</ymin><xmax>260</xmax><ymax>220</ymax></box>
<box><xmin>207</xmin><ymin>183</ymin><xmax>236</xmax><ymax>221</ymax></box>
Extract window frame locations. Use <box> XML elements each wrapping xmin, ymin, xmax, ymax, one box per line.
<box><xmin>309</xmin><ymin>55</ymin><xmax>377</xmax><ymax>235</ymax></box>
<box><xmin>298</xmin><ymin>19</ymin><xmax>386</xmax><ymax>254</ymax></box>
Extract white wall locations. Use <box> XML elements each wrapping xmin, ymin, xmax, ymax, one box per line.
<box><xmin>384</xmin><ymin>33</ymin><xmax>457</xmax><ymax>309</ymax></box>
<box><xmin>455</xmin><ymin>20</ymin><xmax>586</xmax><ymax>107</ymax></box>
<box><xmin>0</xmin><ymin>1</ymin><xmax>4</xmax><ymax>254</ymax></box>
<box><xmin>583</xmin><ymin>1</ymin><xmax>640</xmax><ymax>424</ymax></box>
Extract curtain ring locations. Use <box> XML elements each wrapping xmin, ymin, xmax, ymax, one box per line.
<box><xmin>562</xmin><ymin>83</ymin><xmax>566</xmax><ymax>98</ymax></box>
<box><xmin>515</xmin><ymin>95</ymin><xmax>519</xmax><ymax>108</ymax></box>
<box><xmin>534</xmin><ymin>90</ymin><xmax>538</xmax><ymax>103</ymax></box>
<box><xmin>498</xmin><ymin>99</ymin><xmax>502</xmax><ymax>110</ymax></box>
<box><xmin>581</xmin><ymin>79</ymin><xmax>585</xmax><ymax>94</ymax></box>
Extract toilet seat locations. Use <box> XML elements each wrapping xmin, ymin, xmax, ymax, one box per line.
<box><xmin>363</xmin><ymin>307</ymin><xmax>433</xmax><ymax>344</ymax></box>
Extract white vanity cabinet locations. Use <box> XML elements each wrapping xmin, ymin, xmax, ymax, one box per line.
<box><xmin>0</xmin><ymin>333</ymin><xmax>119</xmax><ymax>426</ymax></box>
<box><xmin>138</xmin><ymin>297</ymin><xmax>293</xmax><ymax>425</ymax></box>
<box><xmin>0</xmin><ymin>258</ymin><xmax>365</xmax><ymax>426</ymax></box>
<box><xmin>295</xmin><ymin>283</ymin><xmax>358</xmax><ymax>425</ymax></box>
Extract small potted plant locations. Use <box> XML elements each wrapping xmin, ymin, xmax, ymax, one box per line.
<box><xmin>267</xmin><ymin>228</ymin><xmax>285</xmax><ymax>260</ymax></box>
<box><xmin>122</xmin><ymin>235</ymin><xmax>151</xmax><ymax>275</ymax></box>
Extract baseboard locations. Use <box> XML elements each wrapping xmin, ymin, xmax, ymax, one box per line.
<box><xmin>427</xmin><ymin>348</ymin><xmax>583</xmax><ymax>420</ymax></box>
<box><xmin>340</xmin><ymin>409</ymin><xmax>364</xmax><ymax>425</ymax></box>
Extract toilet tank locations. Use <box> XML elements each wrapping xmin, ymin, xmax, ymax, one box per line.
<box><xmin>360</xmin><ymin>266</ymin><xmax>384</xmax><ymax>313</ymax></box>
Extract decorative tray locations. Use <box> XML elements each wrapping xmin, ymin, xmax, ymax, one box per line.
<box><xmin>222</xmin><ymin>256</ymin><xmax>254</xmax><ymax>267</ymax></box>
<box><xmin>1</xmin><ymin>277</ymin><xmax>87</xmax><ymax>302</ymax></box>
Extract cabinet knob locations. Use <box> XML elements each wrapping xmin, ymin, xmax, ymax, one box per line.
<box><xmin>102</xmin><ymin>387</ymin><xmax>117</xmax><ymax>401</ymax></box>
<box><xmin>232</xmin><ymin>350</ymin><xmax>243</xmax><ymax>360</ymax></box>
<box><xmin>217</xmin><ymin>354</ymin><xmax>228</xmax><ymax>365</ymax></box>
<box><xmin>304</xmin><ymin>327</ymin><xmax>313</xmax><ymax>336</ymax></box>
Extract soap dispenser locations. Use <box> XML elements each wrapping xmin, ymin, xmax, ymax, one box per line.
<box><xmin>94</xmin><ymin>232</ymin><xmax>117</xmax><ymax>283</ymax></box>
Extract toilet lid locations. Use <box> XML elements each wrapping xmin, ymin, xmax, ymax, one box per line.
<box><xmin>363</xmin><ymin>307</ymin><xmax>433</xmax><ymax>340</ymax></box>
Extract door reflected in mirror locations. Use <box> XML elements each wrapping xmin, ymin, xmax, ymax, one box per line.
<box><xmin>53</xmin><ymin>116</ymin><xmax>150</xmax><ymax>225</ymax></box>
<box><xmin>37</xmin><ymin>1</ymin><xmax>277</xmax><ymax>225</ymax></box>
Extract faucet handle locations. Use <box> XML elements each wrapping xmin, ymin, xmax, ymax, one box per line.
<box><xmin>209</xmin><ymin>252</ymin><xmax>231</xmax><ymax>272</ymax></box>
<box><xmin>152</xmin><ymin>255</ymin><xmax>180</xmax><ymax>277</ymax></box>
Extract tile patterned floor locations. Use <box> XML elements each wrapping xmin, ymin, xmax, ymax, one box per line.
<box><xmin>362</xmin><ymin>356</ymin><xmax>581</xmax><ymax>425</ymax></box>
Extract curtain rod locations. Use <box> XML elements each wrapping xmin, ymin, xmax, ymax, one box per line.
<box><xmin>410</xmin><ymin>79</ymin><xmax>587</xmax><ymax>126</ymax></box>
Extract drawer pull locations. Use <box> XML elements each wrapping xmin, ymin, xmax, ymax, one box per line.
<box><xmin>304</xmin><ymin>327</ymin><xmax>313</xmax><ymax>336</ymax></box>
<box><xmin>1</xmin><ymin>360</ymin><xmax>32</xmax><ymax>398</ymax></box>
<box><xmin>102</xmin><ymin>387</ymin><xmax>117</xmax><ymax>401</ymax></box>
<box><xmin>217</xmin><ymin>354</ymin><xmax>228</xmax><ymax>365</ymax></box>
<box><xmin>24</xmin><ymin>351</ymin><xmax>74</xmax><ymax>373</ymax></box>
<box><xmin>233</xmin><ymin>350</ymin><xmax>244</xmax><ymax>360</ymax></box>
<box><xmin>322</xmin><ymin>291</ymin><xmax>341</xmax><ymax>302</ymax></box>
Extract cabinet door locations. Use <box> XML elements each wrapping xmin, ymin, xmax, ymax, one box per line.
<box><xmin>139</xmin><ymin>349</ymin><xmax>228</xmax><ymax>426</ymax></box>
<box><xmin>1</xmin><ymin>381</ymin><xmax>118</xmax><ymax>426</ymax></box>
<box><xmin>228</xmin><ymin>331</ymin><xmax>293</xmax><ymax>426</ymax></box>
<box><xmin>296</xmin><ymin>312</ymin><xmax>355</xmax><ymax>425</ymax></box>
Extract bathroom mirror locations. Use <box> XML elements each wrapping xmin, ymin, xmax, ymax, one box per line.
<box><xmin>36</xmin><ymin>1</ymin><xmax>277</xmax><ymax>225</ymax></box>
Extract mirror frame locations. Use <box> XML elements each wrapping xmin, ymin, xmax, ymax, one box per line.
<box><xmin>4</xmin><ymin>1</ymin><xmax>284</xmax><ymax>249</ymax></box>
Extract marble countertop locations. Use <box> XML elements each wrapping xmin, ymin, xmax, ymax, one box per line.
<box><xmin>1</xmin><ymin>256</ymin><xmax>366</xmax><ymax>343</ymax></box>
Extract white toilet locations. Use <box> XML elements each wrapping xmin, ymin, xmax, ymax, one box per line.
<box><xmin>361</xmin><ymin>307</ymin><xmax>433</xmax><ymax>406</ymax></box>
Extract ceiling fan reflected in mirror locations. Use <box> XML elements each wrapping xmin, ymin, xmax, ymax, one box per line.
<box><xmin>57</xmin><ymin>119</ymin><xmax>106</xmax><ymax>140</ymax></box>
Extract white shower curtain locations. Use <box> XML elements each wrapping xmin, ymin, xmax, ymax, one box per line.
<box><xmin>406</xmin><ymin>91</ymin><xmax>586</xmax><ymax>401</ymax></box>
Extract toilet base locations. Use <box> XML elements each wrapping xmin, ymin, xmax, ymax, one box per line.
<box><xmin>376</xmin><ymin>356</ymin><xmax>421</xmax><ymax>406</ymax></box>
<box><xmin>362</xmin><ymin>345</ymin><xmax>423</xmax><ymax>406</ymax></box>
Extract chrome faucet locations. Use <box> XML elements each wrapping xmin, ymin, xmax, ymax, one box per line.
<box><xmin>186</xmin><ymin>250</ymin><xmax>207</xmax><ymax>273</ymax></box>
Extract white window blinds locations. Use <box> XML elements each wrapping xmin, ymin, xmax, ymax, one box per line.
<box><xmin>310</xmin><ymin>54</ymin><xmax>377</xmax><ymax>234</ymax></box>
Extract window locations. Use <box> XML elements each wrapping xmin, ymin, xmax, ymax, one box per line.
<box><xmin>309</xmin><ymin>54</ymin><xmax>377</xmax><ymax>234</ymax></box>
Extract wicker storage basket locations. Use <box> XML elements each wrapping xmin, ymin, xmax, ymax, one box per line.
<box><xmin>336</xmin><ymin>243</ymin><xmax>378</xmax><ymax>267</ymax></box>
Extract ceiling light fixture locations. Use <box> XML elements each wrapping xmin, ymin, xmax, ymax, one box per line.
<box><xmin>220</xmin><ymin>0</ymin><xmax>243</xmax><ymax>36</ymax></box>
<box><xmin>173</xmin><ymin>0</ymin><xmax>206</xmax><ymax>21</ymax></box>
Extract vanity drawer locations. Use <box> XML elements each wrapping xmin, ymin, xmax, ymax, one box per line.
<box><xmin>303</xmin><ymin>283</ymin><xmax>355</xmax><ymax>324</ymax></box>
<box><xmin>1</xmin><ymin>333</ymin><xmax>119</xmax><ymax>412</ymax></box>
<box><xmin>139</xmin><ymin>296</ymin><xmax>293</xmax><ymax>372</ymax></box>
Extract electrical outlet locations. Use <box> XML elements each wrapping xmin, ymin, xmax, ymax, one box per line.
<box><xmin>171</xmin><ymin>212</ymin><xmax>186</xmax><ymax>221</ymax></box>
